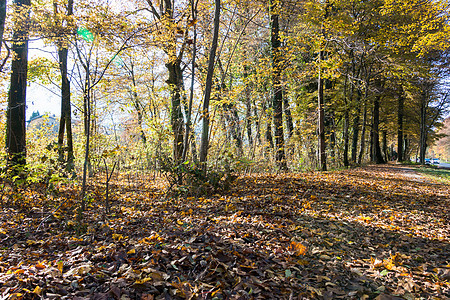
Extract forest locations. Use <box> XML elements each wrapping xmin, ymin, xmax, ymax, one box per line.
<box><xmin>0</xmin><ymin>0</ymin><xmax>449</xmax><ymax>299</ymax></box>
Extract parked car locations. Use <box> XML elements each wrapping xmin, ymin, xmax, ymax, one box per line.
<box><xmin>425</xmin><ymin>158</ymin><xmax>431</xmax><ymax>164</ymax></box>
<box><xmin>432</xmin><ymin>158</ymin><xmax>440</xmax><ymax>165</ymax></box>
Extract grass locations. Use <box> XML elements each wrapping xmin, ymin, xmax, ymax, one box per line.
<box><xmin>414</xmin><ymin>166</ymin><xmax>450</xmax><ymax>183</ymax></box>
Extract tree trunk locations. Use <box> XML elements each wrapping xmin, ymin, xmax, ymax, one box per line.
<box><xmin>283</xmin><ymin>96</ymin><xmax>294</xmax><ymax>156</ymax></box>
<box><xmin>358</xmin><ymin>102</ymin><xmax>367</xmax><ymax>165</ymax></box>
<box><xmin>6</xmin><ymin>0</ymin><xmax>31</xmax><ymax>167</ymax></box>
<box><xmin>254</xmin><ymin>99</ymin><xmax>261</xmax><ymax>145</ymax></box>
<box><xmin>244</xmin><ymin>64</ymin><xmax>253</xmax><ymax>147</ymax></box>
<box><xmin>199</xmin><ymin>0</ymin><xmax>220</xmax><ymax>163</ymax></box>
<box><xmin>318</xmin><ymin>48</ymin><xmax>327</xmax><ymax>171</ymax></box>
<box><xmin>182</xmin><ymin>0</ymin><xmax>197</xmax><ymax>162</ymax></box>
<box><xmin>56</xmin><ymin>0</ymin><xmax>74</xmax><ymax>170</ymax></box>
<box><xmin>372</xmin><ymin>96</ymin><xmax>385</xmax><ymax>164</ymax></box>
<box><xmin>397</xmin><ymin>91</ymin><xmax>404</xmax><ymax>162</ymax></box>
<box><xmin>167</xmin><ymin>59</ymin><xmax>184</xmax><ymax>162</ymax></box>
<box><xmin>419</xmin><ymin>91</ymin><xmax>427</xmax><ymax>164</ymax></box>
<box><xmin>351</xmin><ymin>92</ymin><xmax>361</xmax><ymax>163</ymax></box>
<box><xmin>270</xmin><ymin>1</ymin><xmax>287</xmax><ymax>170</ymax></box>
<box><xmin>81</xmin><ymin>74</ymin><xmax>91</xmax><ymax>212</ymax></box>
<box><xmin>382</xmin><ymin>130</ymin><xmax>388</xmax><ymax>161</ymax></box>
<box><xmin>130</xmin><ymin>67</ymin><xmax>146</xmax><ymax>144</ymax></box>
<box><xmin>343</xmin><ymin>110</ymin><xmax>350</xmax><ymax>167</ymax></box>
<box><xmin>264</xmin><ymin>97</ymin><xmax>274</xmax><ymax>152</ymax></box>
<box><xmin>224</xmin><ymin>102</ymin><xmax>243</xmax><ymax>153</ymax></box>
<box><xmin>404</xmin><ymin>134</ymin><xmax>410</xmax><ymax>161</ymax></box>
<box><xmin>0</xmin><ymin>0</ymin><xmax>6</xmax><ymax>55</ymax></box>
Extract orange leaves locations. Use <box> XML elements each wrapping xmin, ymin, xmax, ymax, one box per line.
<box><xmin>138</xmin><ymin>232</ymin><xmax>163</xmax><ymax>244</ymax></box>
<box><xmin>288</xmin><ymin>241</ymin><xmax>307</xmax><ymax>256</ymax></box>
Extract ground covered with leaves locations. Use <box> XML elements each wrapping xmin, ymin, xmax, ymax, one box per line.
<box><xmin>0</xmin><ymin>165</ymin><xmax>449</xmax><ymax>299</ymax></box>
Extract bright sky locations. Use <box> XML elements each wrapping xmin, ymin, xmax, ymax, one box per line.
<box><xmin>27</xmin><ymin>40</ymin><xmax>60</xmax><ymax>120</ymax></box>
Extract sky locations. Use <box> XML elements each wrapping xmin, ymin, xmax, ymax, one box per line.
<box><xmin>26</xmin><ymin>40</ymin><xmax>60</xmax><ymax>120</ymax></box>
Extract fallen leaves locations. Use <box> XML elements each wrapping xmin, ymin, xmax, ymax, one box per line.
<box><xmin>0</xmin><ymin>165</ymin><xmax>448</xmax><ymax>299</ymax></box>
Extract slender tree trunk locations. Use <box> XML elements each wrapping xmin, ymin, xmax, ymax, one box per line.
<box><xmin>351</xmin><ymin>92</ymin><xmax>361</xmax><ymax>163</ymax></box>
<box><xmin>372</xmin><ymin>96</ymin><xmax>385</xmax><ymax>164</ymax></box>
<box><xmin>254</xmin><ymin>99</ymin><xmax>261</xmax><ymax>145</ymax></box>
<box><xmin>382</xmin><ymin>130</ymin><xmax>388</xmax><ymax>161</ymax></box>
<box><xmin>55</xmin><ymin>0</ymin><xmax>74</xmax><ymax>170</ymax></box>
<box><xmin>130</xmin><ymin>69</ymin><xmax>147</xmax><ymax>144</ymax></box>
<box><xmin>358</xmin><ymin>102</ymin><xmax>367</xmax><ymax>165</ymax></box>
<box><xmin>419</xmin><ymin>91</ymin><xmax>427</xmax><ymax>164</ymax></box>
<box><xmin>270</xmin><ymin>1</ymin><xmax>287</xmax><ymax>170</ymax></box>
<box><xmin>0</xmin><ymin>0</ymin><xmax>6</xmax><ymax>55</ymax></box>
<box><xmin>264</xmin><ymin>98</ymin><xmax>274</xmax><ymax>151</ymax></box>
<box><xmin>182</xmin><ymin>0</ymin><xmax>197</xmax><ymax>162</ymax></box>
<box><xmin>199</xmin><ymin>0</ymin><xmax>220</xmax><ymax>163</ymax></box>
<box><xmin>318</xmin><ymin>49</ymin><xmax>327</xmax><ymax>171</ymax></box>
<box><xmin>343</xmin><ymin>110</ymin><xmax>350</xmax><ymax>167</ymax></box>
<box><xmin>7</xmin><ymin>0</ymin><xmax>31</xmax><ymax>167</ymax></box>
<box><xmin>397</xmin><ymin>91</ymin><xmax>404</xmax><ymax>162</ymax></box>
<box><xmin>244</xmin><ymin>64</ymin><xmax>253</xmax><ymax>147</ymax></box>
<box><xmin>81</xmin><ymin>78</ymin><xmax>91</xmax><ymax>212</ymax></box>
<box><xmin>223</xmin><ymin>102</ymin><xmax>243</xmax><ymax>152</ymax></box>
<box><xmin>283</xmin><ymin>97</ymin><xmax>294</xmax><ymax>139</ymax></box>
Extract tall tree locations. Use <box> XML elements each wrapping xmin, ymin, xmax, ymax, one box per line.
<box><xmin>397</xmin><ymin>89</ymin><xmax>404</xmax><ymax>161</ymax></box>
<box><xmin>55</xmin><ymin>0</ymin><xmax>75</xmax><ymax>170</ymax></box>
<box><xmin>6</xmin><ymin>0</ymin><xmax>31</xmax><ymax>167</ymax></box>
<box><xmin>371</xmin><ymin>95</ymin><xmax>385</xmax><ymax>164</ymax></box>
<box><xmin>270</xmin><ymin>0</ymin><xmax>287</xmax><ymax>170</ymax></box>
<box><xmin>199</xmin><ymin>0</ymin><xmax>220</xmax><ymax>163</ymax></box>
<box><xmin>0</xmin><ymin>0</ymin><xmax>6</xmax><ymax>56</ymax></box>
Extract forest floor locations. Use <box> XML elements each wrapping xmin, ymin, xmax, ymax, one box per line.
<box><xmin>0</xmin><ymin>164</ymin><xmax>449</xmax><ymax>300</ymax></box>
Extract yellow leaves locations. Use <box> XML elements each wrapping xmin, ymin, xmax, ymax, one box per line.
<box><xmin>57</xmin><ymin>261</ymin><xmax>64</xmax><ymax>274</ymax></box>
<box><xmin>225</xmin><ymin>203</ymin><xmax>236</xmax><ymax>212</ymax></box>
<box><xmin>112</xmin><ymin>233</ymin><xmax>125</xmax><ymax>241</ymax></box>
<box><xmin>371</xmin><ymin>253</ymin><xmax>410</xmax><ymax>272</ymax></box>
<box><xmin>357</xmin><ymin>215</ymin><xmax>373</xmax><ymax>223</ymax></box>
<box><xmin>9</xmin><ymin>293</ymin><xmax>23</xmax><ymax>300</ymax></box>
<box><xmin>127</xmin><ymin>248</ymin><xmax>136</xmax><ymax>255</ymax></box>
<box><xmin>33</xmin><ymin>286</ymin><xmax>43</xmax><ymax>295</ymax></box>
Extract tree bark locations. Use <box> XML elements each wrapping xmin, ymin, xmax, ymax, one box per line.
<box><xmin>270</xmin><ymin>0</ymin><xmax>287</xmax><ymax>170</ymax></box>
<box><xmin>244</xmin><ymin>64</ymin><xmax>253</xmax><ymax>147</ymax></box>
<box><xmin>182</xmin><ymin>0</ymin><xmax>197</xmax><ymax>162</ymax></box>
<box><xmin>358</xmin><ymin>101</ymin><xmax>367</xmax><ymax>165</ymax></box>
<box><xmin>199</xmin><ymin>0</ymin><xmax>220</xmax><ymax>163</ymax></box>
<box><xmin>167</xmin><ymin>59</ymin><xmax>185</xmax><ymax>162</ymax></box>
<box><xmin>397</xmin><ymin>90</ymin><xmax>404</xmax><ymax>162</ymax></box>
<box><xmin>6</xmin><ymin>0</ymin><xmax>31</xmax><ymax>167</ymax></box>
<box><xmin>351</xmin><ymin>91</ymin><xmax>361</xmax><ymax>163</ymax></box>
<box><xmin>0</xmin><ymin>0</ymin><xmax>6</xmax><ymax>55</ymax></box>
<box><xmin>343</xmin><ymin>110</ymin><xmax>350</xmax><ymax>167</ymax></box>
<box><xmin>283</xmin><ymin>97</ymin><xmax>294</xmax><ymax>138</ymax></box>
<box><xmin>318</xmin><ymin>48</ymin><xmax>327</xmax><ymax>171</ymax></box>
<box><xmin>382</xmin><ymin>130</ymin><xmax>388</xmax><ymax>161</ymax></box>
<box><xmin>56</xmin><ymin>0</ymin><xmax>74</xmax><ymax>170</ymax></box>
<box><xmin>419</xmin><ymin>90</ymin><xmax>427</xmax><ymax>164</ymax></box>
<box><xmin>372</xmin><ymin>96</ymin><xmax>385</xmax><ymax>164</ymax></box>
<box><xmin>263</xmin><ymin>97</ymin><xmax>273</xmax><ymax>152</ymax></box>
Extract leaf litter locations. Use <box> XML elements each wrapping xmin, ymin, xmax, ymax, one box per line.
<box><xmin>0</xmin><ymin>165</ymin><xmax>448</xmax><ymax>299</ymax></box>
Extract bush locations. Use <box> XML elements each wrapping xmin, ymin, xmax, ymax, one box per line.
<box><xmin>159</xmin><ymin>157</ymin><xmax>237</xmax><ymax>197</ymax></box>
